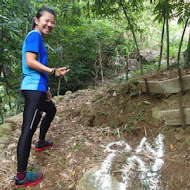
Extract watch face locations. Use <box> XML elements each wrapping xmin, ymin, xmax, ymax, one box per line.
<box><xmin>55</xmin><ymin>69</ymin><xmax>60</xmax><ymax>77</ymax></box>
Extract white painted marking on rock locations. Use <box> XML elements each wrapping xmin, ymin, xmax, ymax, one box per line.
<box><xmin>93</xmin><ymin>134</ymin><xmax>165</xmax><ymax>190</ymax></box>
<box><xmin>94</xmin><ymin>141</ymin><xmax>132</xmax><ymax>190</ymax></box>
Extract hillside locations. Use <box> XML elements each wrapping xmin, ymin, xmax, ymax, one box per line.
<box><xmin>1</xmin><ymin>69</ymin><xmax>190</xmax><ymax>190</ymax></box>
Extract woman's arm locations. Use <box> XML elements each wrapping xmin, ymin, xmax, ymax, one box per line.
<box><xmin>26</xmin><ymin>52</ymin><xmax>52</xmax><ymax>74</ymax></box>
<box><xmin>26</xmin><ymin>52</ymin><xmax>70</xmax><ymax>77</ymax></box>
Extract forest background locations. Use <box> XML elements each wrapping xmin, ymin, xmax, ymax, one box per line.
<box><xmin>0</xmin><ymin>0</ymin><xmax>190</xmax><ymax>124</ymax></box>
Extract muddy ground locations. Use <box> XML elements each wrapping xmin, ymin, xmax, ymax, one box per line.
<box><xmin>1</xmin><ymin>69</ymin><xmax>190</xmax><ymax>190</ymax></box>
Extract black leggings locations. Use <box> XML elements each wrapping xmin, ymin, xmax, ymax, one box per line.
<box><xmin>17</xmin><ymin>90</ymin><xmax>56</xmax><ymax>172</ymax></box>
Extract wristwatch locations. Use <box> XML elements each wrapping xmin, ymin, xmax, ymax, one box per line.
<box><xmin>50</xmin><ymin>68</ymin><xmax>60</xmax><ymax>78</ymax></box>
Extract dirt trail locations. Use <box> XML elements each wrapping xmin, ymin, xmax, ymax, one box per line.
<box><xmin>1</xmin><ymin>69</ymin><xmax>190</xmax><ymax>190</ymax></box>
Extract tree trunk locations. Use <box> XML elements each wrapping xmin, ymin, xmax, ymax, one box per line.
<box><xmin>98</xmin><ymin>42</ymin><xmax>104</xmax><ymax>84</ymax></box>
<box><xmin>184</xmin><ymin>32</ymin><xmax>190</xmax><ymax>68</ymax></box>
<box><xmin>126</xmin><ymin>61</ymin><xmax>129</xmax><ymax>80</ymax></box>
<box><xmin>178</xmin><ymin>18</ymin><xmax>189</xmax><ymax>68</ymax></box>
<box><xmin>15</xmin><ymin>21</ymin><xmax>29</xmax><ymax>113</ymax></box>
<box><xmin>0</xmin><ymin>103</ymin><xmax>3</xmax><ymax>124</ymax></box>
<box><xmin>165</xmin><ymin>0</ymin><xmax>170</xmax><ymax>69</ymax></box>
<box><xmin>57</xmin><ymin>47</ymin><xmax>63</xmax><ymax>96</ymax></box>
<box><xmin>158</xmin><ymin>16</ymin><xmax>165</xmax><ymax>70</ymax></box>
<box><xmin>2</xmin><ymin>65</ymin><xmax>12</xmax><ymax>111</ymax></box>
<box><xmin>16</xmin><ymin>88</ymin><xmax>22</xmax><ymax>114</ymax></box>
<box><xmin>119</xmin><ymin>0</ymin><xmax>143</xmax><ymax>75</ymax></box>
<box><xmin>94</xmin><ymin>60</ymin><xmax>98</xmax><ymax>86</ymax></box>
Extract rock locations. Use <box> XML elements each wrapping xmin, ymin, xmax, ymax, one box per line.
<box><xmin>65</xmin><ymin>91</ymin><xmax>72</xmax><ymax>96</ymax></box>
<box><xmin>5</xmin><ymin>112</ymin><xmax>23</xmax><ymax>125</ymax></box>
<box><xmin>77</xmin><ymin>167</ymin><xmax>121</xmax><ymax>190</ymax></box>
<box><xmin>140</xmin><ymin>50</ymin><xmax>159</xmax><ymax>62</ymax></box>
<box><xmin>0</xmin><ymin>123</ymin><xmax>13</xmax><ymax>135</ymax></box>
<box><xmin>152</xmin><ymin>107</ymin><xmax>161</xmax><ymax>120</ymax></box>
<box><xmin>64</xmin><ymin>91</ymin><xmax>76</xmax><ymax>101</ymax></box>
<box><xmin>53</xmin><ymin>95</ymin><xmax>65</xmax><ymax>103</ymax></box>
<box><xmin>127</xmin><ymin>59</ymin><xmax>140</xmax><ymax>71</ymax></box>
<box><xmin>0</xmin><ymin>144</ymin><xmax>6</xmax><ymax>151</ymax></box>
<box><xmin>0</xmin><ymin>135</ymin><xmax>11</xmax><ymax>144</ymax></box>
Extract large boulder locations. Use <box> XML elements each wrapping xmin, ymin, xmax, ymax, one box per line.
<box><xmin>5</xmin><ymin>112</ymin><xmax>23</xmax><ymax>125</ymax></box>
<box><xmin>77</xmin><ymin>167</ymin><xmax>121</xmax><ymax>190</ymax></box>
<box><xmin>0</xmin><ymin>123</ymin><xmax>13</xmax><ymax>135</ymax></box>
<box><xmin>52</xmin><ymin>95</ymin><xmax>65</xmax><ymax>104</ymax></box>
<box><xmin>0</xmin><ymin>135</ymin><xmax>11</xmax><ymax>144</ymax></box>
<box><xmin>140</xmin><ymin>49</ymin><xmax>159</xmax><ymax>62</ymax></box>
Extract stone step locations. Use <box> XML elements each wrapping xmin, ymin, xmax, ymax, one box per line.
<box><xmin>156</xmin><ymin>108</ymin><xmax>190</xmax><ymax>126</ymax></box>
<box><xmin>138</xmin><ymin>74</ymin><xmax>190</xmax><ymax>94</ymax></box>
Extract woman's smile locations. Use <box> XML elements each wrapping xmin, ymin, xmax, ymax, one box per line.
<box><xmin>35</xmin><ymin>12</ymin><xmax>55</xmax><ymax>36</ymax></box>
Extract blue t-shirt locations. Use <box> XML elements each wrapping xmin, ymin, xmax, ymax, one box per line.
<box><xmin>21</xmin><ymin>30</ymin><xmax>48</xmax><ymax>92</ymax></box>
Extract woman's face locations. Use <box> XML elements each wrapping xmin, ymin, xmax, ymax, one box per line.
<box><xmin>34</xmin><ymin>11</ymin><xmax>55</xmax><ymax>36</ymax></box>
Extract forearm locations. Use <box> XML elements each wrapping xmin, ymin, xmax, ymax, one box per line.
<box><xmin>27</xmin><ymin>59</ymin><xmax>52</xmax><ymax>74</ymax></box>
<box><xmin>25</xmin><ymin>52</ymin><xmax>70</xmax><ymax>77</ymax></box>
<box><xmin>26</xmin><ymin>52</ymin><xmax>52</xmax><ymax>74</ymax></box>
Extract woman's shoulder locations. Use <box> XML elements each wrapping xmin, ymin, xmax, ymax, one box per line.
<box><xmin>27</xmin><ymin>30</ymin><xmax>41</xmax><ymax>37</ymax></box>
<box><xmin>25</xmin><ymin>30</ymin><xmax>42</xmax><ymax>42</ymax></box>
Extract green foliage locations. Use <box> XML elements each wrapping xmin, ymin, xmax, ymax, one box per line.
<box><xmin>48</xmin><ymin>18</ymin><xmax>125</xmax><ymax>92</ymax></box>
<box><xmin>1</xmin><ymin>0</ymin><xmax>190</xmax><ymax>121</ymax></box>
<box><xmin>75</xmin><ymin>143</ymin><xmax>82</xmax><ymax>150</ymax></box>
<box><xmin>129</xmin><ymin>80</ymin><xmax>138</xmax><ymax>97</ymax></box>
<box><xmin>28</xmin><ymin>165</ymin><xmax>41</xmax><ymax>173</ymax></box>
<box><xmin>0</xmin><ymin>0</ymin><xmax>126</xmax><ymax>118</ymax></box>
<box><xmin>152</xmin><ymin>0</ymin><xmax>190</xmax><ymax>24</ymax></box>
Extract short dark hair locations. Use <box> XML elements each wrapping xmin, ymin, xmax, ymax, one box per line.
<box><xmin>32</xmin><ymin>6</ymin><xmax>56</xmax><ymax>29</ymax></box>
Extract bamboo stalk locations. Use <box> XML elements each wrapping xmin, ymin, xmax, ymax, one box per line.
<box><xmin>98</xmin><ymin>42</ymin><xmax>104</xmax><ymax>84</ymax></box>
<box><xmin>177</xmin><ymin>17</ymin><xmax>189</xmax><ymax>68</ymax></box>
<box><xmin>119</xmin><ymin>0</ymin><xmax>143</xmax><ymax>75</ymax></box>
<box><xmin>158</xmin><ymin>16</ymin><xmax>165</xmax><ymax>70</ymax></box>
<box><xmin>126</xmin><ymin>61</ymin><xmax>129</xmax><ymax>81</ymax></box>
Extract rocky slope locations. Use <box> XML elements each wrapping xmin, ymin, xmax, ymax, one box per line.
<box><xmin>1</xmin><ymin>70</ymin><xmax>190</xmax><ymax>190</ymax></box>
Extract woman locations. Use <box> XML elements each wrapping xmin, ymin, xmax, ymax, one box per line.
<box><xmin>13</xmin><ymin>6</ymin><xmax>69</xmax><ymax>189</ymax></box>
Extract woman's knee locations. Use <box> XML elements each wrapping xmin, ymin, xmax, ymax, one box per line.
<box><xmin>48</xmin><ymin>102</ymin><xmax>57</xmax><ymax>116</ymax></box>
<box><xmin>51</xmin><ymin>103</ymin><xmax>56</xmax><ymax>115</ymax></box>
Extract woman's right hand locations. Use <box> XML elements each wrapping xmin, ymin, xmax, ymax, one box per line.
<box><xmin>58</xmin><ymin>67</ymin><xmax>70</xmax><ymax>76</ymax></box>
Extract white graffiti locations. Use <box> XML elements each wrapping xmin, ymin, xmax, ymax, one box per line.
<box><xmin>94</xmin><ymin>134</ymin><xmax>165</xmax><ymax>190</ymax></box>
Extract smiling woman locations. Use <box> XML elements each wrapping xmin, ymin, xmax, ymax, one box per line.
<box><xmin>13</xmin><ymin>6</ymin><xmax>70</xmax><ymax>190</ymax></box>
<box><xmin>34</xmin><ymin>9</ymin><xmax>55</xmax><ymax>36</ymax></box>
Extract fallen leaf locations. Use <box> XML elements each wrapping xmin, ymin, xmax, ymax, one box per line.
<box><xmin>113</xmin><ymin>91</ymin><xmax>117</xmax><ymax>96</ymax></box>
<box><xmin>143</xmin><ymin>100</ymin><xmax>151</xmax><ymax>105</ymax></box>
<box><xmin>40</xmin><ymin>182</ymin><xmax>44</xmax><ymax>188</ymax></box>
<box><xmin>72</xmin><ymin>170</ymin><xmax>76</xmax><ymax>176</ymax></box>
<box><xmin>68</xmin><ymin>183</ymin><xmax>75</xmax><ymax>189</ymax></box>
<box><xmin>59</xmin><ymin>172</ymin><xmax>70</xmax><ymax>180</ymax></box>
<box><xmin>169</xmin><ymin>144</ymin><xmax>174</xmax><ymax>149</ymax></box>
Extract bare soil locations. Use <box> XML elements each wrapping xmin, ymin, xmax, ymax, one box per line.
<box><xmin>1</xmin><ymin>68</ymin><xmax>190</xmax><ymax>190</ymax></box>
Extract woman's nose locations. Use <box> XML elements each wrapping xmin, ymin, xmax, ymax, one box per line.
<box><xmin>47</xmin><ymin>22</ymin><xmax>52</xmax><ymax>27</ymax></box>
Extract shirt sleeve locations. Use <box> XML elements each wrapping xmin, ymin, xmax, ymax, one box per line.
<box><xmin>25</xmin><ymin>32</ymin><xmax>42</xmax><ymax>54</ymax></box>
